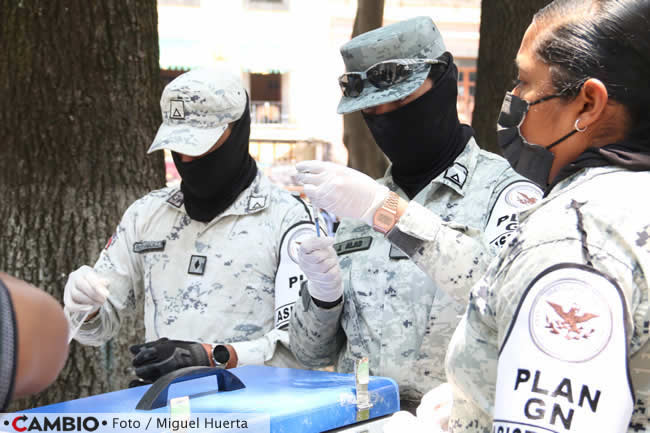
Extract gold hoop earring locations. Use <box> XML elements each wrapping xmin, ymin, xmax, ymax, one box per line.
<box><xmin>575</xmin><ymin>118</ymin><xmax>587</xmax><ymax>133</ymax></box>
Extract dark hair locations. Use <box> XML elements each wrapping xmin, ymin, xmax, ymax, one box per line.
<box><xmin>532</xmin><ymin>0</ymin><xmax>650</xmax><ymax>142</ymax></box>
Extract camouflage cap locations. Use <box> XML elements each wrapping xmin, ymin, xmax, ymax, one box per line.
<box><xmin>337</xmin><ymin>16</ymin><xmax>446</xmax><ymax>114</ymax></box>
<box><xmin>147</xmin><ymin>67</ymin><xmax>246</xmax><ymax>157</ymax></box>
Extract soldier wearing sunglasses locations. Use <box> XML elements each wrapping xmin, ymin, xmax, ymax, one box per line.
<box><xmin>290</xmin><ymin>16</ymin><xmax>542</xmax><ymax>413</ymax></box>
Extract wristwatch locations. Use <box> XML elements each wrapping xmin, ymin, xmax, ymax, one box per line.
<box><xmin>212</xmin><ymin>344</ymin><xmax>230</xmax><ymax>368</ymax></box>
<box><xmin>373</xmin><ymin>191</ymin><xmax>400</xmax><ymax>234</ymax></box>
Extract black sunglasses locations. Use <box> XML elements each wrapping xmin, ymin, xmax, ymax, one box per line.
<box><xmin>338</xmin><ymin>58</ymin><xmax>445</xmax><ymax>97</ymax></box>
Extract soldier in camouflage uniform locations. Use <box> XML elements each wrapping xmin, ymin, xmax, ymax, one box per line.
<box><xmin>386</xmin><ymin>1</ymin><xmax>650</xmax><ymax>431</ymax></box>
<box><xmin>63</xmin><ymin>67</ymin><xmax>316</xmax><ymax>382</ymax></box>
<box><xmin>289</xmin><ymin>17</ymin><xmax>542</xmax><ymax>411</ymax></box>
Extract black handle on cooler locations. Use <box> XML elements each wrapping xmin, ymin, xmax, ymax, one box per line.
<box><xmin>136</xmin><ymin>366</ymin><xmax>246</xmax><ymax>410</ymax></box>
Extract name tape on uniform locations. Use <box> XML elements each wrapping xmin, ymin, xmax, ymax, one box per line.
<box><xmin>334</xmin><ymin>237</ymin><xmax>373</xmax><ymax>256</ymax></box>
<box><xmin>133</xmin><ymin>240</ymin><xmax>166</xmax><ymax>254</ymax></box>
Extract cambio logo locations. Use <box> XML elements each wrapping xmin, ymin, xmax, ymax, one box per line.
<box><xmin>7</xmin><ymin>415</ymin><xmax>100</xmax><ymax>432</ymax></box>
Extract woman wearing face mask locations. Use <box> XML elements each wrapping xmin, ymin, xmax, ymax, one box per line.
<box><xmin>387</xmin><ymin>1</ymin><xmax>650</xmax><ymax>431</ymax></box>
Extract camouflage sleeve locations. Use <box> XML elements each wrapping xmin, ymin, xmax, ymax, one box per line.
<box><xmin>487</xmin><ymin>241</ymin><xmax>637</xmax><ymax>432</ymax></box>
<box><xmin>76</xmin><ymin>201</ymin><xmax>143</xmax><ymax>346</ymax></box>
<box><xmin>386</xmin><ymin>200</ymin><xmax>490</xmax><ymax>305</ymax></box>
<box><xmin>228</xmin><ymin>195</ymin><xmax>317</xmax><ymax>366</ymax></box>
<box><xmin>289</xmin><ymin>281</ymin><xmax>345</xmax><ymax>367</ymax></box>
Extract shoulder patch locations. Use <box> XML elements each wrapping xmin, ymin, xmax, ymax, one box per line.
<box><xmin>275</xmin><ymin>221</ymin><xmax>316</xmax><ymax>329</ymax></box>
<box><xmin>528</xmin><ymin>269</ymin><xmax>613</xmax><ymax>362</ymax></box>
<box><xmin>444</xmin><ymin>162</ymin><xmax>469</xmax><ymax>188</ymax></box>
<box><xmin>167</xmin><ymin>190</ymin><xmax>184</xmax><ymax>208</ymax></box>
<box><xmin>485</xmin><ymin>181</ymin><xmax>543</xmax><ymax>250</ymax></box>
<box><xmin>503</xmin><ymin>181</ymin><xmax>542</xmax><ymax>209</ymax></box>
<box><xmin>495</xmin><ymin>264</ymin><xmax>633</xmax><ymax>433</ymax></box>
<box><xmin>334</xmin><ymin>236</ymin><xmax>373</xmax><ymax>256</ymax></box>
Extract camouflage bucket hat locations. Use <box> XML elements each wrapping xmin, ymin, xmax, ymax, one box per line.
<box><xmin>337</xmin><ymin>16</ymin><xmax>446</xmax><ymax>114</ymax></box>
<box><xmin>148</xmin><ymin>67</ymin><xmax>246</xmax><ymax>157</ymax></box>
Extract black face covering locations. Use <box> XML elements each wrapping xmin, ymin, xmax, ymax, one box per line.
<box><xmin>496</xmin><ymin>92</ymin><xmax>577</xmax><ymax>188</ymax></box>
<box><xmin>172</xmin><ymin>101</ymin><xmax>257</xmax><ymax>223</ymax></box>
<box><xmin>497</xmin><ymin>92</ymin><xmax>650</xmax><ymax>193</ymax></box>
<box><xmin>362</xmin><ymin>54</ymin><xmax>474</xmax><ymax>198</ymax></box>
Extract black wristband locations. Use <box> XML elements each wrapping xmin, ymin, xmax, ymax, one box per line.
<box><xmin>188</xmin><ymin>342</ymin><xmax>211</xmax><ymax>367</ymax></box>
<box><xmin>312</xmin><ymin>296</ymin><xmax>343</xmax><ymax>309</ymax></box>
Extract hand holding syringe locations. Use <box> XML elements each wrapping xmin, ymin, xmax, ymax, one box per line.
<box><xmin>295</xmin><ymin>205</ymin><xmax>343</xmax><ymax>304</ymax></box>
<box><xmin>63</xmin><ymin>265</ymin><xmax>110</xmax><ymax>342</ymax></box>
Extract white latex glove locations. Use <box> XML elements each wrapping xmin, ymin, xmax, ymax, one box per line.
<box><xmin>383</xmin><ymin>411</ymin><xmax>441</xmax><ymax>433</ymax></box>
<box><xmin>296</xmin><ymin>160</ymin><xmax>389</xmax><ymax>226</ymax></box>
<box><xmin>63</xmin><ymin>265</ymin><xmax>110</xmax><ymax>313</ymax></box>
<box><xmin>416</xmin><ymin>383</ymin><xmax>453</xmax><ymax>432</ymax></box>
<box><xmin>297</xmin><ymin>237</ymin><xmax>343</xmax><ymax>303</ymax></box>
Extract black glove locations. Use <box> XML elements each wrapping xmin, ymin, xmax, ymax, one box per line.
<box><xmin>129</xmin><ymin>337</ymin><xmax>210</xmax><ymax>382</ymax></box>
<box><xmin>128</xmin><ymin>378</ymin><xmax>152</xmax><ymax>388</ymax></box>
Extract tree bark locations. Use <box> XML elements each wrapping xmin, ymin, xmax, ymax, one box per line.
<box><xmin>472</xmin><ymin>0</ymin><xmax>552</xmax><ymax>154</ymax></box>
<box><xmin>342</xmin><ymin>0</ymin><xmax>388</xmax><ymax>178</ymax></box>
<box><xmin>0</xmin><ymin>0</ymin><xmax>164</xmax><ymax>408</ymax></box>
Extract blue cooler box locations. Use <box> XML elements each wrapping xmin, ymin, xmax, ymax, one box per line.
<box><xmin>20</xmin><ymin>366</ymin><xmax>399</xmax><ymax>433</ymax></box>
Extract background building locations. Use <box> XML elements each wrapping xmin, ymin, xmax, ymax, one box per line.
<box><xmin>158</xmin><ymin>0</ymin><xmax>480</xmax><ymax>186</ymax></box>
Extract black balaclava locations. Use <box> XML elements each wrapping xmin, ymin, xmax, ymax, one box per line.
<box><xmin>172</xmin><ymin>97</ymin><xmax>257</xmax><ymax>222</ymax></box>
<box><xmin>361</xmin><ymin>53</ymin><xmax>474</xmax><ymax>198</ymax></box>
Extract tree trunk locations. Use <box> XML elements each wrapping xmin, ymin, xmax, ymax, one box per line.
<box><xmin>472</xmin><ymin>0</ymin><xmax>552</xmax><ymax>154</ymax></box>
<box><xmin>0</xmin><ymin>0</ymin><xmax>164</xmax><ymax>408</ymax></box>
<box><xmin>343</xmin><ymin>0</ymin><xmax>388</xmax><ymax>178</ymax></box>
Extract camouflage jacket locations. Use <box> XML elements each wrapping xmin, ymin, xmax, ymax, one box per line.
<box><xmin>290</xmin><ymin>139</ymin><xmax>541</xmax><ymax>402</ymax></box>
<box><xmin>443</xmin><ymin>167</ymin><xmax>650</xmax><ymax>433</ymax></box>
<box><xmin>77</xmin><ymin>171</ymin><xmax>315</xmax><ymax>368</ymax></box>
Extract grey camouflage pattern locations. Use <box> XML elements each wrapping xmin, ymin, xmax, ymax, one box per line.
<box><xmin>148</xmin><ymin>67</ymin><xmax>247</xmax><ymax>156</ymax></box>
<box><xmin>290</xmin><ymin>139</ymin><xmax>536</xmax><ymax>402</ymax></box>
<box><xmin>77</xmin><ymin>171</ymin><xmax>311</xmax><ymax>368</ymax></box>
<box><xmin>444</xmin><ymin>167</ymin><xmax>650</xmax><ymax>432</ymax></box>
<box><xmin>337</xmin><ymin>16</ymin><xmax>446</xmax><ymax>114</ymax></box>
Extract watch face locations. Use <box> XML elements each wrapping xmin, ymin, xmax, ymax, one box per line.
<box><xmin>212</xmin><ymin>345</ymin><xmax>230</xmax><ymax>365</ymax></box>
<box><xmin>376</xmin><ymin>213</ymin><xmax>393</xmax><ymax>226</ymax></box>
<box><xmin>373</xmin><ymin>209</ymin><xmax>396</xmax><ymax>233</ymax></box>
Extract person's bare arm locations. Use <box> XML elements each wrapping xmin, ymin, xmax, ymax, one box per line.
<box><xmin>0</xmin><ymin>272</ymin><xmax>69</xmax><ymax>398</ymax></box>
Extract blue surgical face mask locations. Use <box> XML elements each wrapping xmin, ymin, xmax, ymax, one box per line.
<box><xmin>497</xmin><ymin>91</ymin><xmax>578</xmax><ymax>187</ymax></box>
